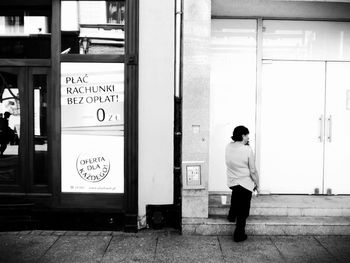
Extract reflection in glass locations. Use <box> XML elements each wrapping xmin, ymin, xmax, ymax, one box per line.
<box><xmin>0</xmin><ymin>16</ymin><xmax>49</xmax><ymax>35</ymax></box>
<box><xmin>0</xmin><ymin>13</ymin><xmax>51</xmax><ymax>58</ymax></box>
<box><xmin>0</xmin><ymin>71</ymin><xmax>20</xmax><ymax>183</ymax></box>
<box><xmin>61</xmin><ymin>1</ymin><xmax>125</xmax><ymax>55</ymax></box>
<box><xmin>33</xmin><ymin>75</ymin><xmax>48</xmax><ymax>185</ymax></box>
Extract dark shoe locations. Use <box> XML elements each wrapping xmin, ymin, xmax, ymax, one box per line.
<box><xmin>233</xmin><ymin>234</ymin><xmax>248</xmax><ymax>242</ymax></box>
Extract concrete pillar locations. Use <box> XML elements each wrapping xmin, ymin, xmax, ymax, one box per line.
<box><xmin>182</xmin><ymin>0</ymin><xmax>211</xmax><ymax>219</ymax></box>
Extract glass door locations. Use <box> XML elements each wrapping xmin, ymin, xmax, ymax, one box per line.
<box><xmin>260</xmin><ymin>61</ymin><xmax>325</xmax><ymax>194</ymax></box>
<box><xmin>324</xmin><ymin>62</ymin><xmax>350</xmax><ymax>194</ymax></box>
<box><xmin>0</xmin><ymin>67</ymin><xmax>50</xmax><ymax>194</ymax></box>
<box><xmin>0</xmin><ymin>68</ymin><xmax>24</xmax><ymax>192</ymax></box>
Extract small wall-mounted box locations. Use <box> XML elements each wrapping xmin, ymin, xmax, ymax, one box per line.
<box><xmin>182</xmin><ymin>161</ymin><xmax>205</xmax><ymax>189</ymax></box>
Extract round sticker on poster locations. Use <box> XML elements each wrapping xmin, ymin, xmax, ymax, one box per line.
<box><xmin>76</xmin><ymin>153</ymin><xmax>110</xmax><ymax>182</ymax></box>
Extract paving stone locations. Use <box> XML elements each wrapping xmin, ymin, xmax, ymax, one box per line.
<box><xmin>270</xmin><ymin>236</ymin><xmax>335</xmax><ymax>263</ymax></box>
<box><xmin>76</xmin><ymin>231</ymin><xmax>89</xmax><ymax>236</ymax></box>
<box><xmin>155</xmin><ymin>233</ymin><xmax>224</xmax><ymax>263</ymax></box>
<box><xmin>102</xmin><ymin>235</ymin><xmax>157</xmax><ymax>263</ymax></box>
<box><xmin>52</xmin><ymin>231</ymin><xmax>66</xmax><ymax>236</ymax></box>
<box><xmin>1</xmin><ymin>231</ymin><xmax>350</xmax><ymax>263</ymax></box>
<box><xmin>112</xmin><ymin>231</ymin><xmax>124</xmax><ymax>236</ymax></box>
<box><xmin>0</xmin><ymin>235</ymin><xmax>58</xmax><ymax>263</ymax></box>
<box><xmin>219</xmin><ymin>236</ymin><xmax>284</xmax><ymax>263</ymax></box>
<box><xmin>64</xmin><ymin>231</ymin><xmax>79</xmax><ymax>236</ymax></box>
<box><xmin>40</xmin><ymin>231</ymin><xmax>54</xmax><ymax>236</ymax></box>
<box><xmin>87</xmin><ymin>231</ymin><xmax>101</xmax><ymax>236</ymax></box>
<box><xmin>18</xmin><ymin>231</ymin><xmax>32</xmax><ymax>235</ymax></box>
<box><xmin>31</xmin><ymin>230</ymin><xmax>43</xmax><ymax>235</ymax></box>
<box><xmin>99</xmin><ymin>231</ymin><xmax>113</xmax><ymax>236</ymax></box>
<box><xmin>1</xmin><ymin>231</ymin><xmax>19</xmax><ymax>235</ymax></box>
<box><xmin>315</xmin><ymin>236</ymin><xmax>350</xmax><ymax>263</ymax></box>
<box><xmin>39</xmin><ymin>236</ymin><xmax>111</xmax><ymax>263</ymax></box>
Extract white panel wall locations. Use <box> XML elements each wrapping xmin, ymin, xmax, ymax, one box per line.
<box><xmin>138</xmin><ymin>0</ymin><xmax>174</xmax><ymax>226</ymax></box>
<box><xmin>209</xmin><ymin>19</ymin><xmax>257</xmax><ymax>191</ymax></box>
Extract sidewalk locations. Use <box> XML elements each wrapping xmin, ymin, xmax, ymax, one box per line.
<box><xmin>0</xmin><ymin>230</ymin><xmax>349</xmax><ymax>263</ymax></box>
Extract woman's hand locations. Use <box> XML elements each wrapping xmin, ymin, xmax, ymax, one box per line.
<box><xmin>253</xmin><ymin>185</ymin><xmax>260</xmax><ymax>195</ymax></box>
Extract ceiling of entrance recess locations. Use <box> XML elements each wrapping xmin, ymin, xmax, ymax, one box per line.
<box><xmin>212</xmin><ymin>0</ymin><xmax>350</xmax><ymax>20</ymax></box>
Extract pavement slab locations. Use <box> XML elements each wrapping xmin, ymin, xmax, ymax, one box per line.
<box><xmin>0</xmin><ymin>232</ymin><xmax>349</xmax><ymax>263</ymax></box>
<box><xmin>155</xmin><ymin>233</ymin><xmax>224</xmax><ymax>263</ymax></box>
<box><xmin>0</xmin><ymin>235</ymin><xmax>58</xmax><ymax>263</ymax></box>
<box><xmin>38</xmin><ymin>236</ymin><xmax>111</xmax><ymax>263</ymax></box>
<box><xmin>270</xmin><ymin>236</ymin><xmax>335</xmax><ymax>263</ymax></box>
<box><xmin>314</xmin><ymin>236</ymin><xmax>350</xmax><ymax>263</ymax></box>
<box><xmin>218</xmin><ymin>236</ymin><xmax>285</xmax><ymax>263</ymax></box>
<box><xmin>102</xmin><ymin>234</ymin><xmax>157</xmax><ymax>263</ymax></box>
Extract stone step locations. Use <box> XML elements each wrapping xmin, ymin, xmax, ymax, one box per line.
<box><xmin>209</xmin><ymin>206</ymin><xmax>350</xmax><ymax>217</ymax></box>
<box><xmin>182</xmin><ymin>216</ymin><xmax>350</xmax><ymax>236</ymax></box>
<box><xmin>209</xmin><ymin>194</ymin><xmax>350</xmax><ymax>217</ymax></box>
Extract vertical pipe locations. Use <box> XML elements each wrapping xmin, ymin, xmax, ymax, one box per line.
<box><xmin>173</xmin><ymin>0</ymin><xmax>183</xmax><ymax>229</ymax></box>
<box><xmin>175</xmin><ymin>0</ymin><xmax>183</xmax><ymax>99</ymax></box>
<box><xmin>255</xmin><ymin>18</ymin><xmax>263</xmax><ymax>190</ymax></box>
<box><xmin>124</xmin><ymin>0</ymin><xmax>139</xmax><ymax>232</ymax></box>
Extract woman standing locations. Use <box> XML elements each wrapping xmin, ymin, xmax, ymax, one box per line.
<box><xmin>225</xmin><ymin>125</ymin><xmax>259</xmax><ymax>242</ymax></box>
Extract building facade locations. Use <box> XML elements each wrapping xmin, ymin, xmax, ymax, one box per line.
<box><xmin>0</xmin><ymin>0</ymin><xmax>179</xmax><ymax>232</ymax></box>
<box><xmin>1</xmin><ymin>0</ymin><xmax>350</xmax><ymax>232</ymax></box>
<box><xmin>181</xmin><ymin>0</ymin><xmax>350</xmax><ymax>227</ymax></box>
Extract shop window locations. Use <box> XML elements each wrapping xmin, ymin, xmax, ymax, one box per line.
<box><xmin>263</xmin><ymin>20</ymin><xmax>350</xmax><ymax>61</ymax></box>
<box><xmin>61</xmin><ymin>1</ymin><xmax>125</xmax><ymax>55</ymax></box>
<box><xmin>61</xmin><ymin>62</ymin><xmax>124</xmax><ymax>193</ymax></box>
<box><xmin>209</xmin><ymin>19</ymin><xmax>257</xmax><ymax>191</ymax></box>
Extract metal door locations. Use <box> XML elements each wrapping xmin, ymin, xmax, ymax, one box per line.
<box><xmin>260</xmin><ymin>61</ymin><xmax>325</xmax><ymax>194</ymax></box>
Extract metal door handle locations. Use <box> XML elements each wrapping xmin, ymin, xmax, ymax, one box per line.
<box><xmin>327</xmin><ymin>115</ymin><xmax>332</xmax><ymax>142</ymax></box>
<box><xmin>318</xmin><ymin>115</ymin><xmax>323</xmax><ymax>142</ymax></box>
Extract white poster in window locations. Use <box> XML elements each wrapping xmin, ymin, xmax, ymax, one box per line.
<box><xmin>61</xmin><ymin>62</ymin><xmax>124</xmax><ymax>193</ymax></box>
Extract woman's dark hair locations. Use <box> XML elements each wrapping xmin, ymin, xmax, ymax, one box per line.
<box><xmin>231</xmin><ymin>125</ymin><xmax>249</xmax><ymax>141</ymax></box>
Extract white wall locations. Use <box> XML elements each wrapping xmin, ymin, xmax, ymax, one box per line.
<box><xmin>138</xmin><ymin>0</ymin><xmax>174</xmax><ymax>227</ymax></box>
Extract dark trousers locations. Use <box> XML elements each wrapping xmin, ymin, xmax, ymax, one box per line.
<box><xmin>228</xmin><ymin>185</ymin><xmax>252</xmax><ymax>238</ymax></box>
